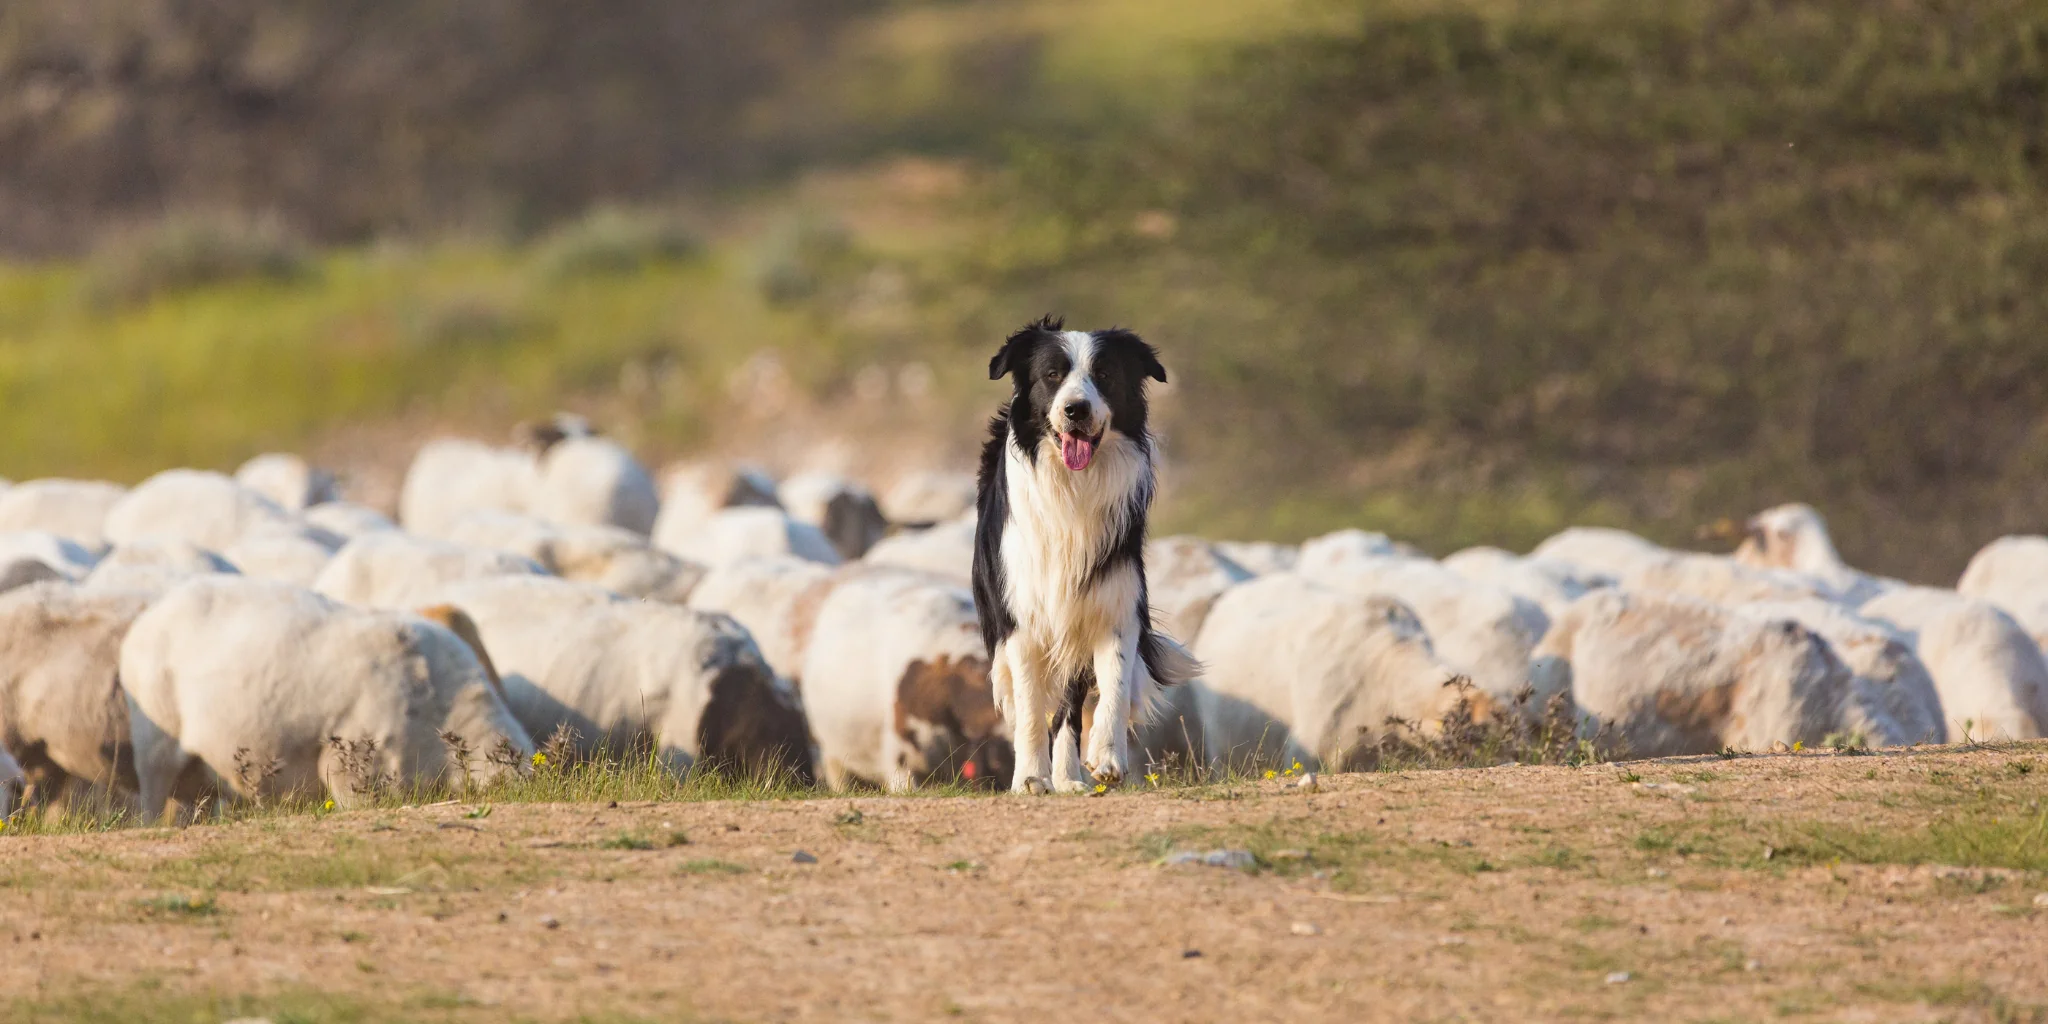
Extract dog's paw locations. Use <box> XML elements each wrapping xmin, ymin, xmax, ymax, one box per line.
<box><xmin>1018</xmin><ymin>775</ymin><xmax>1053</xmax><ymax>796</ymax></box>
<box><xmin>1084</xmin><ymin>745</ymin><xmax>1128</xmax><ymax>788</ymax></box>
<box><xmin>1052</xmin><ymin>776</ymin><xmax>1090</xmax><ymax>794</ymax></box>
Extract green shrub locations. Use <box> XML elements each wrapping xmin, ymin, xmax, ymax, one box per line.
<box><xmin>86</xmin><ymin>211</ymin><xmax>310</xmax><ymax>305</ymax></box>
<box><xmin>532</xmin><ymin>206</ymin><xmax>702</xmax><ymax>279</ymax></box>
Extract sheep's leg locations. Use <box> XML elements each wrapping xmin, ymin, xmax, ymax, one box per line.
<box><xmin>1084</xmin><ymin>629</ymin><xmax>1138</xmax><ymax>787</ymax></box>
<box><xmin>821</xmin><ymin>756</ymin><xmax>854</xmax><ymax>793</ymax></box>
<box><xmin>1006</xmin><ymin>644</ymin><xmax>1053</xmax><ymax>794</ymax></box>
<box><xmin>126</xmin><ymin>707</ymin><xmax>189</xmax><ymax>826</ymax></box>
<box><xmin>879</xmin><ymin>730</ymin><xmax>917</xmax><ymax>793</ymax></box>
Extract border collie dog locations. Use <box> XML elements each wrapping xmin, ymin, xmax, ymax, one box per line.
<box><xmin>973</xmin><ymin>316</ymin><xmax>1200</xmax><ymax>793</ymax></box>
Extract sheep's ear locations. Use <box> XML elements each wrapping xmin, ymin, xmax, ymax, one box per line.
<box><xmin>989</xmin><ymin>314</ymin><xmax>1065</xmax><ymax>380</ymax></box>
<box><xmin>1099</xmin><ymin>328</ymin><xmax>1167</xmax><ymax>383</ymax></box>
<box><xmin>512</xmin><ymin>419</ymin><xmax>568</xmax><ymax>453</ymax></box>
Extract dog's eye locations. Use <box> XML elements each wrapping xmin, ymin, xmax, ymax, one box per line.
<box><xmin>1042</xmin><ymin>368</ymin><xmax>1062</xmax><ymax>383</ymax></box>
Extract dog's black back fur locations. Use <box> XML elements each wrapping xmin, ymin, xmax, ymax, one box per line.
<box><xmin>972</xmin><ymin>408</ymin><xmax>1017</xmax><ymax>659</ymax></box>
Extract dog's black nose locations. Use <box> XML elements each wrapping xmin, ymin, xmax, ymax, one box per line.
<box><xmin>1063</xmin><ymin>400</ymin><xmax>1092</xmax><ymax>422</ymax></box>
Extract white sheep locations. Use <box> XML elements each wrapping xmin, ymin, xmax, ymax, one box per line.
<box><xmin>1529</xmin><ymin>590</ymin><xmax>1852</xmax><ymax>757</ymax></box>
<box><xmin>800</xmin><ymin>569</ymin><xmax>1010</xmax><ymax>790</ymax></box>
<box><xmin>1620</xmin><ymin>552</ymin><xmax>1838</xmax><ymax>607</ymax></box>
<box><xmin>1145</xmin><ymin>536</ymin><xmax>1253</xmax><ymax>647</ymax></box>
<box><xmin>1956</xmin><ymin>535</ymin><xmax>2048</xmax><ymax>651</ymax></box>
<box><xmin>529</xmin><ymin>434</ymin><xmax>661</xmax><ymax>537</ymax></box>
<box><xmin>120</xmin><ymin>577</ymin><xmax>535</xmax><ymax>821</ymax></box>
<box><xmin>1442</xmin><ymin>546</ymin><xmax>1613</xmax><ymax>620</ymax></box>
<box><xmin>684</xmin><ymin>555</ymin><xmax>835</xmax><ymax>681</ymax></box>
<box><xmin>429</xmin><ymin>575</ymin><xmax>812</xmax><ymax>781</ymax></box>
<box><xmin>1294</xmin><ymin>529</ymin><xmax>1405</xmax><ymax>576</ymax></box>
<box><xmin>779</xmin><ymin>472</ymin><xmax>888</xmax><ymax>560</ymax></box>
<box><xmin>879</xmin><ymin>470</ymin><xmax>976</xmax><ymax>527</ymax></box>
<box><xmin>234</xmin><ymin>453</ymin><xmax>339</xmax><ymax>512</ymax></box>
<box><xmin>0</xmin><ymin>531</ymin><xmax>99</xmax><ymax>582</ymax></box>
<box><xmin>102</xmin><ymin>469</ymin><xmax>293</xmax><ymax>553</ymax></box>
<box><xmin>658</xmin><ymin>506</ymin><xmax>841</xmax><ymax>568</ymax></box>
<box><xmin>84</xmin><ymin>539</ymin><xmax>239</xmax><ymax>591</ymax></box>
<box><xmin>650</xmin><ymin>459</ymin><xmax>781</xmax><ymax>554</ymax></box>
<box><xmin>0</xmin><ymin>583</ymin><xmax>155</xmax><ymax>809</ymax></box>
<box><xmin>1211</xmin><ymin>540</ymin><xmax>1298</xmax><ymax>577</ymax></box>
<box><xmin>1298</xmin><ymin>555</ymin><xmax>1551</xmax><ymax>708</ymax></box>
<box><xmin>0</xmin><ymin>558</ymin><xmax>63</xmax><ymax>595</ymax></box>
<box><xmin>0</xmin><ymin>479</ymin><xmax>127</xmax><ymax>551</ymax></box>
<box><xmin>1859</xmin><ymin>587</ymin><xmax>2048</xmax><ymax>741</ymax></box>
<box><xmin>1529</xmin><ymin>526</ymin><xmax>1672</xmax><ymax>580</ymax></box>
<box><xmin>444</xmin><ymin>510</ymin><xmax>703</xmax><ymax>602</ymax></box>
<box><xmin>860</xmin><ymin>515</ymin><xmax>974</xmax><ymax>583</ymax></box>
<box><xmin>312</xmin><ymin>531</ymin><xmax>546</xmax><ymax>609</ymax></box>
<box><xmin>220</xmin><ymin>525</ymin><xmax>339</xmax><ymax>588</ymax></box>
<box><xmin>398</xmin><ymin>438</ymin><xmax>540</xmax><ymax>538</ymax></box>
<box><xmin>300</xmin><ymin>501</ymin><xmax>398</xmax><ymax>541</ymax></box>
<box><xmin>1194</xmin><ymin>574</ymin><xmax>1479</xmax><ymax>772</ymax></box>
<box><xmin>1731</xmin><ymin>503</ymin><xmax>1894</xmax><ymax>604</ymax></box>
<box><xmin>1735</xmin><ymin>599</ymin><xmax>1946</xmax><ymax>746</ymax></box>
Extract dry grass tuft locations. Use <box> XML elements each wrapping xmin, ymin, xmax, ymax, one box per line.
<box><xmin>1373</xmin><ymin>686</ymin><xmax>1622</xmax><ymax>772</ymax></box>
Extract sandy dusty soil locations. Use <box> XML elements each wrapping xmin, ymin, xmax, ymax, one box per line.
<box><xmin>3</xmin><ymin>745</ymin><xmax>2046</xmax><ymax>1023</ymax></box>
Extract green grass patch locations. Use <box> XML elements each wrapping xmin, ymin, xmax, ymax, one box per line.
<box><xmin>1139</xmin><ymin>820</ymin><xmax>1495</xmax><ymax>889</ymax></box>
<box><xmin>1770</xmin><ymin>807</ymin><xmax>2048</xmax><ymax>873</ymax></box>
<box><xmin>677</xmin><ymin>859</ymin><xmax>748</xmax><ymax>876</ymax></box>
<box><xmin>145</xmin><ymin>834</ymin><xmax>543</xmax><ymax>894</ymax></box>
<box><xmin>0</xmin><ymin>983</ymin><xmax>686</xmax><ymax>1023</ymax></box>
<box><xmin>1853</xmin><ymin>977</ymin><xmax>2009</xmax><ymax>1010</ymax></box>
<box><xmin>133</xmin><ymin>893</ymin><xmax>219</xmax><ymax>918</ymax></box>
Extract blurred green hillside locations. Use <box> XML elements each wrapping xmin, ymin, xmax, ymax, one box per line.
<box><xmin>5</xmin><ymin>0</ymin><xmax>2048</xmax><ymax>581</ymax></box>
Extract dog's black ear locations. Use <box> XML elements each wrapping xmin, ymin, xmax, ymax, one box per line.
<box><xmin>1098</xmin><ymin>328</ymin><xmax>1167</xmax><ymax>383</ymax></box>
<box><xmin>989</xmin><ymin>314</ymin><xmax>1065</xmax><ymax>380</ymax></box>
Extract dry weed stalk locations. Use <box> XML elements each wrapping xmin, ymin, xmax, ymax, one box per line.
<box><xmin>326</xmin><ymin>735</ymin><xmax>394</xmax><ymax>796</ymax></box>
<box><xmin>230</xmin><ymin>747</ymin><xmax>286</xmax><ymax>804</ymax></box>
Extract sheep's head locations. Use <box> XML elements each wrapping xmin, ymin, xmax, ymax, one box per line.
<box><xmin>415</xmin><ymin>604</ymin><xmax>503</xmax><ymax>697</ymax></box>
<box><xmin>1733</xmin><ymin>503</ymin><xmax>1837</xmax><ymax>574</ymax></box>
<box><xmin>511</xmin><ymin>412</ymin><xmax>596</xmax><ymax>455</ymax></box>
<box><xmin>895</xmin><ymin>654</ymin><xmax>1013</xmax><ymax>788</ymax></box>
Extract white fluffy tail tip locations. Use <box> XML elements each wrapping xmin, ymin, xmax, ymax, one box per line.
<box><xmin>1146</xmin><ymin>634</ymin><xmax>1202</xmax><ymax>688</ymax></box>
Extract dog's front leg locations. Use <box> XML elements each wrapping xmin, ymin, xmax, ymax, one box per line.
<box><xmin>1005</xmin><ymin>643</ymin><xmax>1054</xmax><ymax>794</ymax></box>
<box><xmin>1084</xmin><ymin>628</ymin><xmax>1138</xmax><ymax>786</ymax></box>
<box><xmin>1051</xmin><ymin>714</ymin><xmax>1089</xmax><ymax>793</ymax></box>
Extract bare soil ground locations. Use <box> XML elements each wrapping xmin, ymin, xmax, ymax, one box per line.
<box><xmin>4</xmin><ymin>745</ymin><xmax>2047</xmax><ymax>1023</ymax></box>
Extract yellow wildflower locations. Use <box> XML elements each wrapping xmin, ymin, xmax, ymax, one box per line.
<box><xmin>322</xmin><ymin>800</ymin><xmax>335</xmax><ymax>811</ymax></box>
<box><xmin>1093</xmin><ymin>783</ymin><xmax>1107</xmax><ymax>794</ymax></box>
<box><xmin>1792</xmin><ymin>741</ymin><xmax>1803</xmax><ymax>752</ymax></box>
<box><xmin>1145</xmin><ymin>772</ymin><xmax>1160</xmax><ymax>786</ymax></box>
<box><xmin>1263</xmin><ymin>769</ymin><xmax>1277</xmax><ymax>780</ymax></box>
<box><xmin>532</xmin><ymin>752</ymin><xmax>548</xmax><ymax>767</ymax></box>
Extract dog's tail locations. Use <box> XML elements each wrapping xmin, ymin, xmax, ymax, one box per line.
<box><xmin>1139</xmin><ymin>630</ymin><xmax>1201</xmax><ymax>689</ymax></box>
<box><xmin>1132</xmin><ymin>630</ymin><xmax>1200</xmax><ymax>727</ymax></box>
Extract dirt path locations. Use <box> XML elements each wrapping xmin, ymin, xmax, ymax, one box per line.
<box><xmin>4</xmin><ymin>745</ymin><xmax>2046</xmax><ymax>1023</ymax></box>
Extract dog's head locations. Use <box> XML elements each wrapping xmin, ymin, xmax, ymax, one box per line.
<box><xmin>987</xmin><ymin>314</ymin><xmax>1166</xmax><ymax>471</ymax></box>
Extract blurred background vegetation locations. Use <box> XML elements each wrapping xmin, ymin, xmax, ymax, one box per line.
<box><xmin>2</xmin><ymin>0</ymin><xmax>2046</xmax><ymax>581</ymax></box>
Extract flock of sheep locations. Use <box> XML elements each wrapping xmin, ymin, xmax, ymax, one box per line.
<box><xmin>2</xmin><ymin>412</ymin><xmax>2046</xmax><ymax>823</ymax></box>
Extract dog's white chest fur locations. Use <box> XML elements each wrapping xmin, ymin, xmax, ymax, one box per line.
<box><xmin>999</xmin><ymin>432</ymin><xmax>1150</xmax><ymax>681</ymax></box>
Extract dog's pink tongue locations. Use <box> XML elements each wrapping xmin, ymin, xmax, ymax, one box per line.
<box><xmin>1061</xmin><ymin>434</ymin><xmax>1095</xmax><ymax>471</ymax></box>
